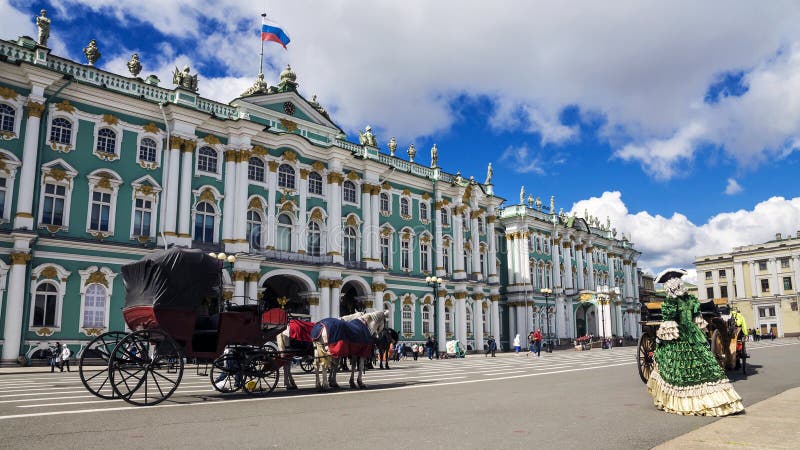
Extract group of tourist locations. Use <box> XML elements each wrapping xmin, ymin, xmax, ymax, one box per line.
<box><xmin>47</xmin><ymin>342</ymin><xmax>72</xmax><ymax>373</ymax></box>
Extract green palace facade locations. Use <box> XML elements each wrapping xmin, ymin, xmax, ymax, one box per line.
<box><xmin>0</xmin><ymin>27</ymin><xmax>640</xmax><ymax>362</ymax></box>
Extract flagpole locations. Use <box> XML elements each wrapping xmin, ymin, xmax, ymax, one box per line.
<box><xmin>259</xmin><ymin>12</ymin><xmax>266</xmax><ymax>75</ymax></box>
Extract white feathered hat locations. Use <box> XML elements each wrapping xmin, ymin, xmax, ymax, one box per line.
<box><xmin>655</xmin><ymin>268</ymin><xmax>687</xmax><ymax>284</ymax></box>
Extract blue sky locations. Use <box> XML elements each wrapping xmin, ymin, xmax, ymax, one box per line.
<box><xmin>5</xmin><ymin>0</ymin><xmax>800</xmax><ymax>277</ymax></box>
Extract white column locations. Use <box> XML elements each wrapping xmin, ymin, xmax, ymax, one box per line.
<box><xmin>330</xmin><ymin>281</ymin><xmax>342</xmax><ymax>318</ymax></box>
<box><xmin>793</xmin><ymin>257</ymin><xmax>800</xmax><ymax>294</ymax></box>
<box><xmin>520</xmin><ymin>232</ymin><xmax>531</xmax><ymax>289</ymax></box>
<box><xmin>265</xmin><ymin>162</ymin><xmax>278</xmax><ymax>249</ymax></box>
<box><xmin>587</xmin><ymin>249</ymin><xmax>595</xmax><ymax>291</ymax></box>
<box><xmin>487</xmin><ymin>215</ymin><xmax>498</xmax><ymax>280</ymax></box>
<box><xmin>297</xmin><ymin>171</ymin><xmax>308</xmax><ymax>253</ymax></box>
<box><xmin>177</xmin><ymin>143</ymin><xmax>194</xmax><ymax>239</ymax></box>
<box><xmin>624</xmin><ymin>262</ymin><xmax>634</xmax><ymax>299</ymax></box>
<box><xmin>233</xmin><ymin>158</ymin><xmax>248</xmax><ymax>244</ymax></box>
<box><xmin>551</xmin><ymin>238</ymin><xmax>562</xmax><ymax>288</ymax></box>
<box><xmin>563</xmin><ymin>243</ymin><xmax>573</xmax><ymax>290</ymax></box>
<box><xmin>434</xmin><ymin>199</ymin><xmax>444</xmax><ymax>277</ymax></box>
<box><xmin>233</xmin><ymin>271</ymin><xmax>246</xmax><ymax>306</ymax></box>
<box><xmin>361</xmin><ymin>184</ymin><xmax>372</xmax><ymax>261</ymax></box>
<box><xmin>601</xmin><ymin>301</ymin><xmax>612</xmax><ymax>338</ymax></box>
<box><xmin>633</xmin><ymin>266</ymin><xmax>640</xmax><ymax>300</ymax></box>
<box><xmin>452</xmin><ymin>205</ymin><xmax>465</xmax><ymax>279</ymax></box>
<box><xmin>437</xmin><ymin>295</ymin><xmax>446</xmax><ymax>353</ymax></box>
<box><xmin>319</xmin><ymin>281</ymin><xmax>331</xmax><ymax>319</ymax></box>
<box><xmin>491</xmin><ymin>299</ymin><xmax>500</xmax><ymax>344</ymax></box>
<box><xmin>456</xmin><ymin>294</ymin><xmax>467</xmax><ymax>346</ymax></box>
<box><xmin>474</xmin><ymin>299</ymin><xmax>484</xmax><ymax>351</ymax></box>
<box><xmin>576</xmin><ymin>246</ymin><xmax>585</xmax><ymax>290</ymax></box>
<box><xmin>371</xmin><ymin>287</ymin><xmax>383</xmax><ymax>314</ymax></box>
<box><xmin>608</xmin><ymin>256</ymin><xmax>617</xmax><ymax>290</ymax></box>
<box><xmin>1</xmin><ymin>253</ymin><xmax>29</xmax><ymax>361</ymax></box>
<box><xmin>734</xmin><ymin>261</ymin><xmax>746</xmax><ymax>299</ymax></box>
<box><xmin>165</xmin><ymin>147</ymin><xmax>181</xmax><ymax>236</ymax></box>
<box><xmin>471</xmin><ymin>214</ymin><xmax>481</xmax><ymax>279</ymax></box>
<box><xmin>566</xmin><ymin>297</ymin><xmax>575</xmax><ymax>338</ymax></box>
<box><xmin>370</xmin><ymin>188</ymin><xmax>381</xmax><ymax>262</ymax></box>
<box><xmin>770</xmin><ymin>258</ymin><xmax>781</xmax><ymax>295</ymax></box>
<box><xmin>515</xmin><ymin>304</ymin><xmax>526</xmax><ymax>342</ymax></box>
<box><xmin>749</xmin><ymin>261</ymin><xmax>758</xmax><ymax>298</ymax></box>
<box><xmin>221</xmin><ymin>151</ymin><xmax>237</xmax><ymax>244</ymax></box>
<box><xmin>555</xmin><ymin>296</ymin><xmax>566</xmax><ymax>339</ymax></box>
<box><xmin>310</xmin><ymin>298</ymin><xmax>321</xmax><ymax>323</ymax></box>
<box><xmin>13</xmin><ymin>99</ymin><xmax>44</xmax><ymax>229</ymax></box>
<box><xmin>246</xmin><ymin>273</ymin><xmax>258</xmax><ymax>304</ymax></box>
<box><xmin>615</xmin><ymin>303</ymin><xmax>623</xmax><ymax>336</ymax></box>
<box><xmin>507</xmin><ymin>235</ymin><xmax>517</xmax><ymax>285</ymax></box>
<box><xmin>327</xmin><ymin>173</ymin><xmax>343</xmax><ymax>262</ymax></box>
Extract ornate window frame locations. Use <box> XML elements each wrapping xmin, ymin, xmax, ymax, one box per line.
<box><xmin>277</xmin><ymin>163</ymin><xmax>297</xmax><ymax>190</ymax></box>
<box><xmin>136</xmin><ymin>126</ymin><xmax>164</xmax><ymax>170</ymax></box>
<box><xmin>379</xmin><ymin>224</ymin><xmax>395</xmax><ymax>269</ymax></box>
<box><xmin>92</xmin><ymin>119</ymin><xmax>123</xmax><ymax>161</ymax></box>
<box><xmin>342</xmin><ymin>179</ymin><xmax>359</xmax><ymax>206</ymax></box>
<box><xmin>37</xmin><ymin>159</ymin><xmax>77</xmax><ymax>233</ymax></box>
<box><xmin>247</xmin><ymin>156</ymin><xmax>267</xmax><ymax>185</ymax></box>
<box><xmin>196</xmin><ymin>145</ymin><xmax>223</xmax><ymax>180</ymax></box>
<box><xmin>77</xmin><ymin>266</ymin><xmax>117</xmax><ymax>336</ymax></box>
<box><xmin>419</xmin><ymin>200</ymin><xmax>430</xmax><ymax>224</ymax></box>
<box><xmin>466</xmin><ymin>303</ymin><xmax>473</xmax><ymax>336</ymax></box>
<box><xmin>421</xmin><ymin>301</ymin><xmax>433</xmax><ymax>335</ymax></box>
<box><xmin>192</xmin><ymin>186</ymin><xmax>223</xmax><ymax>244</ymax></box>
<box><xmin>0</xmin><ymin>150</ymin><xmax>20</xmax><ymax>223</ymax></box>
<box><xmin>401</xmin><ymin>293</ymin><xmax>417</xmax><ymax>338</ymax></box>
<box><xmin>130</xmin><ymin>175</ymin><xmax>162</xmax><ymax>242</ymax></box>
<box><xmin>419</xmin><ymin>232</ymin><xmax>432</xmax><ymax>274</ymax></box>
<box><xmin>28</xmin><ymin>264</ymin><xmax>71</xmax><ymax>335</ymax></box>
<box><xmin>85</xmin><ymin>169</ymin><xmax>123</xmax><ymax>239</ymax></box>
<box><xmin>399</xmin><ymin>227</ymin><xmax>415</xmax><ymax>272</ymax></box>
<box><xmin>379</xmin><ymin>192</ymin><xmax>392</xmax><ymax>216</ymax></box>
<box><xmin>307</xmin><ymin>171</ymin><xmax>325</xmax><ymax>198</ymax></box>
<box><xmin>45</xmin><ymin>109</ymin><xmax>78</xmax><ymax>153</ymax></box>
<box><xmin>307</xmin><ymin>207</ymin><xmax>328</xmax><ymax>256</ymax></box>
<box><xmin>342</xmin><ymin>214</ymin><xmax>362</xmax><ymax>263</ymax></box>
<box><xmin>0</xmin><ymin>93</ymin><xmax>24</xmax><ymax>140</ymax></box>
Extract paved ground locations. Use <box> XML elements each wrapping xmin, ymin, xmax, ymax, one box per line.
<box><xmin>0</xmin><ymin>338</ymin><xmax>797</xmax><ymax>449</ymax></box>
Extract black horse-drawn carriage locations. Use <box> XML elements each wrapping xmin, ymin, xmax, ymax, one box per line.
<box><xmin>636</xmin><ymin>297</ymin><xmax>747</xmax><ymax>384</ymax></box>
<box><xmin>78</xmin><ymin>248</ymin><xmax>290</xmax><ymax>406</ymax></box>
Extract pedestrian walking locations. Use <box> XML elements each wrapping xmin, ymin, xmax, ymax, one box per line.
<box><xmin>59</xmin><ymin>344</ymin><xmax>72</xmax><ymax>372</ymax></box>
<box><xmin>513</xmin><ymin>334</ymin><xmax>521</xmax><ymax>355</ymax></box>
<box><xmin>533</xmin><ymin>328</ymin><xmax>542</xmax><ymax>357</ymax></box>
<box><xmin>48</xmin><ymin>343</ymin><xmax>59</xmax><ymax>373</ymax></box>
<box><xmin>425</xmin><ymin>336</ymin><xmax>434</xmax><ymax>359</ymax></box>
<box><xmin>526</xmin><ymin>331</ymin><xmax>536</xmax><ymax>357</ymax></box>
<box><xmin>411</xmin><ymin>343</ymin><xmax>419</xmax><ymax>361</ymax></box>
<box><xmin>485</xmin><ymin>336</ymin><xmax>497</xmax><ymax>357</ymax></box>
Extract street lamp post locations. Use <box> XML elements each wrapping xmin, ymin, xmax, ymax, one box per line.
<box><xmin>540</xmin><ymin>288</ymin><xmax>552</xmax><ymax>352</ymax></box>
<box><xmin>425</xmin><ymin>276</ymin><xmax>444</xmax><ymax>358</ymax></box>
<box><xmin>209</xmin><ymin>252</ymin><xmax>236</xmax><ymax>309</ymax></box>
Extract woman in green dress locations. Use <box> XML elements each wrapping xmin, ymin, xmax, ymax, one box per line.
<box><xmin>647</xmin><ymin>269</ymin><xmax>744</xmax><ymax>416</ymax></box>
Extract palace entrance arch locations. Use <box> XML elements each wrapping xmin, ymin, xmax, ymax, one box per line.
<box><xmin>575</xmin><ymin>302</ymin><xmax>598</xmax><ymax>337</ymax></box>
<box><xmin>339</xmin><ymin>277</ymin><xmax>371</xmax><ymax>316</ymax></box>
<box><xmin>261</xmin><ymin>271</ymin><xmax>315</xmax><ymax>319</ymax></box>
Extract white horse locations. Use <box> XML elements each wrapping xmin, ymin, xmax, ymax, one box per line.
<box><xmin>276</xmin><ymin>311</ymin><xmax>364</xmax><ymax>390</ymax></box>
<box><xmin>312</xmin><ymin>310</ymin><xmax>388</xmax><ymax>391</ymax></box>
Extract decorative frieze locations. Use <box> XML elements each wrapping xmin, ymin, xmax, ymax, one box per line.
<box><xmin>27</xmin><ymin>101</ymin><xmax>46</xmax><ymax>118</ymax></box>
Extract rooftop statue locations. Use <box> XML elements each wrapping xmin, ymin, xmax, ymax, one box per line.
<box><xmin>430</xmin><ymin>144</ymin><xmax>438</xmax><ymax>168</ymax></box>
<box><xmin>520</xmin><ymin>186</ymin><xmax>525</xmax><ymax>205</ymax></box>
<box><xmin>550</xmin><ymin>196</ymin><xmax>555</xmax><ymax>213</ymax></box>
<box><xmin>172</xmin><ymin>65</ymin><xmax>199</xmax><ymax>92</ymax></box>
<box><xmin>36</xmin><ymin>9</ymin><xmax>50</xmax><ymax>47</ymax></box>
<box><xmin>407</xmin><ymin>143</ymin><xmax>416</xmax><ymax>162</ymax></box>
<box><xmin>527</xmin><ymin>194</ymin><xmax>534</xmax><ymax>208</ymax></box>
<box><xmin>535</xmin><ymin>196</ymin><xmax>542</xmax><ymax>211</ymax></box>
<box><xmin>83</xmin><ymin>39</ymin><xmax>101</xmax><ymax>66</ymax></box>
<box><xmin>127</xmin><ymin>53</ymin><xmax>142</xmax><ymax>78</ymax></box>
<box><xmin>485</xmin><ymin>162</ymin><xmax>493</xmax><ymax>185</ymax></box>
<box><xmin>388</xmin><ymin>137</ymin><xmax>397</xmax><ymax>156</ymax></box>
<box><xmin>358</xmin><ymin>125</ymin><xmax>377</xmax><ymax>147</ymax></box>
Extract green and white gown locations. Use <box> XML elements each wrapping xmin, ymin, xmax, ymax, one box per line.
<box><xmin>646</xmin><ymin>294</ymin><xmax>744</xmax><ymax>416</ymax></box>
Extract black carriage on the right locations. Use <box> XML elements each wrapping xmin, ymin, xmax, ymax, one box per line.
<box><xmin>637</xmin><ymin>297</ymin><xmax>748</xmax><ymax>384</ymax></box>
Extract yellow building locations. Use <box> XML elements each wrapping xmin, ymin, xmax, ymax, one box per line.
<box><xmin>695</xmin><ymin>232</ymin><xmax>800</xmax><ymax>337</ymax></box>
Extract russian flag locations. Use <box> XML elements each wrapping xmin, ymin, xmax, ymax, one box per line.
<box><xmin>261</xmin><ymin>18</ymin><xmax>290</xmax><ymax>49</ymax></box>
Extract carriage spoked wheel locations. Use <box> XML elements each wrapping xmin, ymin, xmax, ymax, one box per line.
<box><xmin>242</xmin><ymin>348</ymin><xmax>280</xmax><ymax>395</ymax></box>
<box><xmin>710</xmin><ymin>329</ymin><xmax>728</xmax><ymax>371</ymax></box>
<box><xmin>300</xmin><ymin>355</ymin><xmax>315</xmax><ymax>373</ymax></box>
<box><xmin>637</xmin><ymin>334</ymin><xmax>656</xmax><ymax>384</ymax></box>
<box><xmin>210</xmin><ymin>353</ymin><xmax>244</xmax><ymax>393</ymax></box>
<box><xmin>79</xmin><ymin>331</ymin><xmax>128</xmax><ymax>399</ymax></box>
<box><xmin>108</xmin><ymin>329</ymin><xmax>184</xmax><ymax>406</ymax></box>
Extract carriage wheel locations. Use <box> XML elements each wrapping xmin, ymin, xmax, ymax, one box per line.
<box><xmin>710</xmin><ymin>329</ymin><xmax>728</xmax><ymax>370</ymax></box>
<box><xmin>637</xmin><ymin>333</ymin><xmax>655</xmax><ymax>384</ymax></box>
<box><xmin>210</xmin><ymin>353</ymin><xmax>244</xmax><ymax>393</ymax></box>
<box><xmin>242</xmin><ymin>348</ymin><xmax>280</xmax><ymax>395</ymax></box>
<box><xmin>79</xmin><ymin>331</ymin><xmax>128</xmax><ymax>399</ymax></box>
<box><xmin>300</xmin><ymin>355</ymin><xmax>315</xmax><ymax>373</ymax></box>
<box><xmin>109</xmin><ymin>329</ymin><xmax>184</xmax><ymax>406</ymax></box>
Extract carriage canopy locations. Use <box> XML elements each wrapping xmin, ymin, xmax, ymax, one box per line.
<box><xmin>121</xmin><ymin>247</ymin><xmax>221</xmax><ymax>310</ymax></box>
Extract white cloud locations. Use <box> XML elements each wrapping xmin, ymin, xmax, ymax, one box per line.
<box><xmin>570</xmin><ymin>191</ymin><xmax>800</xmax><ymax>276</ymax></box>
<box><xmin>9</xmin><ymin>1</ymin><xmax>800</xmax><ymax>175</ymax></box>
<box><xmin>724</xmin><ymin>178</ymin><xmax>743</xmax><ymax>195</ymax></box>
<box><xmin>499</xmin><ymin>145</ymin><xmax>545</xmax><ymax>174</ymax></box>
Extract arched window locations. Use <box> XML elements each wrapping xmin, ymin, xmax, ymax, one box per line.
<box><xmin>545</xmin><ymin>264</ymin><xmax>552</xmax><ymax>288</ymax></box>
<box><xmin>442</xmin><ymin>244</ymin><xmax>450</xmax><ymax>274</ymax></box>
<box><xmin>401</xmin><ymin>237</ymin><xmax>411</xmax><ymax>270</ymax></box>
<box><xmin>445</xmin><ymin>306</ymin><xmax>453</xmax><ymax>335</ymax></box>
<box><xmin>42</xmin><ymin>183</ymin><xmax>66</xmax><ymax>226</ymax></box>
<box><xmin>83</xmin><ymin>284</ymin><xmax>106</xmax><ymax>328</ymax></box>
<box><xmin>466</xmin><ymin>306</ymin><xmax>472</xmax><ymax>335</ymax></box>
<box><xmin>380</xmin><ymin>193</ymin><xmax>390</xmax><ymax>213</ymax></box>
<box><xmin>246</xmin><ymin>210</ymin><xmax>263</xmax><ymax>249</ymax></box>
<box><xmin>308</xmin><ymin>172</ymin><xmax>323</xmax><ymax>195</ymax></box>
<box><xmin>440</xmin><ymin>208</ymin><xmax>449</xmax><ymax>226</ymax></box>
<box><xmin>462</xmin><ymin>213</ymin><xmax>468</xmax><ymax>229</ymax></box>
<box><xmin>343</xmin><ymin>226</ymin><xmax>357</xmax><ymax>263</ymax></box>
<box><xmin>96</xmin><ymin>128</ymin><xmax>116</xmax><ymax>154</ymax></box>
<box><xmin>400</xmin><ymin>198</ymin><xmax>410</xmax><ymax>217</ymax></box>
<box><xmin>198</xmin><ymin>146</ymin><xmax>218</xmax><ymax>173</ymax></box>
<box><xmin>0</xmin><ymin>104</ymin><xmax>14</xmax><ymax>132</ymax></box>
<box><xmin>50</xmin><ymin>117</ymin><xmax>72</xmax><ymax>144</ymax></box>
<box><xmin>307</xmin><ymin>221</ymin><xmax>322</xmax><ymax>256</ymax></box>
<box><xmin>32</xmin><ymin>283</ymin><xmax>58</xmax><ymax>327</ymax></box>
<box><xmin>402</xmin><ymin>304</ymin><xmax>413</xmax><ymax>335</ymax></box>
<box><xmin>478</xmin><ymin>217</ymin><xmax>484</xmax><ymax>234</ymax></box>
<box><xmin>420</xmin><ymin>239</ymin><xmax>430</xmax><ymax>272</ymax></box>
<box><xmin>536</xmin><ymin>237</ymin><xmax>542</xmax><ymax>253</ymax></box>
<box><xmin>194</xmin><ymin>201</ymin><xmax>216</xmax><ymax>243</ymax></box>
<box><xmin>248</xmin><ymin>157</ymin><xmax>265</xmax><ymax>182</ymax></box>
<box><xmin>420</xmin><ymin>203</ymin><xmax>429</xmax><ymax>221</ymax></box>
<box><xmin>138</xmin><ymin>137</ymin><xmax>157</xmax><ymax>162</ymax></box>
<box><xmin>278</xmin><ymin>164</ymin><xmax>295</xmax><ymax>189</ymax></box>
<box><xmin>480</xmin><ymin>251</ymin><xmax>486</xmax><ymax>276</ymax></box>
<box><xmin>89</xmin><ymin>189</ymin><xmax>112</xmax><ymax>231</ymax></box>
<box><xmin>276</xmin><ymin>214</ymin><xmax>292</xmax><ymax>251</ymax></box>
<box><xmin>343</xmin><ymin>180</ymin><xmax>357</xmax><ymax>203</ymax></box>
<box><xmin>422</xmin><ymin>304</ymin><xmax>432</xmax><ymax>334</ymax></box>
<box><xmin>380</xmin><ymin>234</ymin><xmax>391</xmax><ymax>268</ymax></box>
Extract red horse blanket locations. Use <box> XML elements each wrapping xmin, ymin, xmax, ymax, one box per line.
<box><xmin>289</xmin><ymin>319</ymin><xmax>315</xmax><ymax>343</ymax></box>
<box><xmin>311</xmin><ymin>318</ymin><xmax>374</xmax><ymax>358</ymax></box>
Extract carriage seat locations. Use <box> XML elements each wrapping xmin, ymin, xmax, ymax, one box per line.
<box><xmin>194</xmin><ymin>315</ymin><xmax>217</xmax><ymax>332</ymax></box>
<box><xmin>192</xmin><ymin>315</ymin><xmax>219</xmax><ymax>353</ymax></box>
